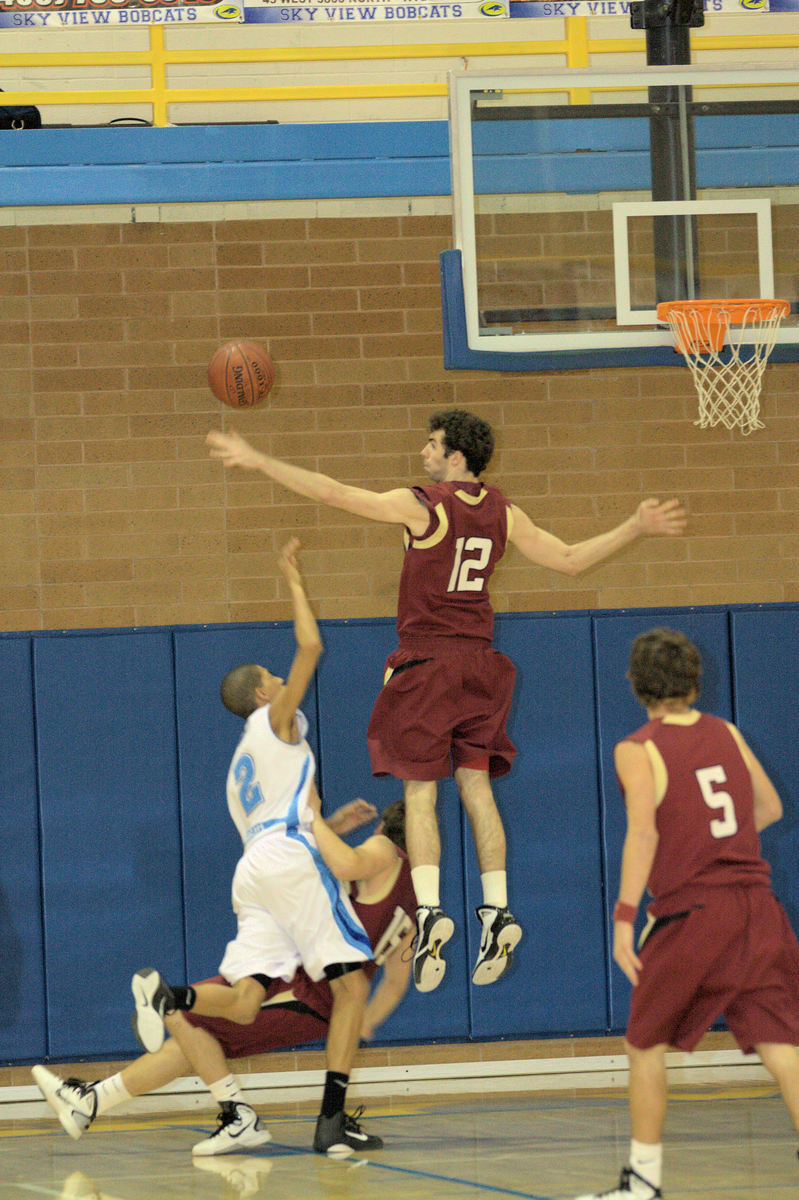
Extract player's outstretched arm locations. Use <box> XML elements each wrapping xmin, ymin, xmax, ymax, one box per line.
<box><xmin>508</xmin><ymin>497</ymin><xmax>687</xmax><ymax>576</ymax></box>
<box><xmin>207</xmin><ymin>429</ymin><xmax>428</xmax><ymax>530</ymax></box>
<box><xmin>312</xmin><ymin>815</ymin><xmax>397</xmax><ymax>883</ymax></box>
<box><xmin>269</xmin><ymin>538</ymin><xmax>322</xmax><ymax>740</ymax></box>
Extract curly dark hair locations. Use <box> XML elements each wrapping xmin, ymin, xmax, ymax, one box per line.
<box><xmin>627</xmin><ymin>628</ymin><xmax>702</xmax><ymax>707</ymax></box>
<box><xmin>379</xmin><ymin>799</ymin><xmax>406</xmax><ymax>853</ymax></box>
<box><xmin>428</xmin><ymin>410</ymin><xmax>495</xmax><ymax>477</ymax></box>
<box><xmin>220</xmin><ymin>663</ymin><xmax>263</xmax><ymax>718</ymax></box>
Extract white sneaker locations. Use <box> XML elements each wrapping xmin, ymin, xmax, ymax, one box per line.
<box><xmin>472</xmin><ymin>905</ymin><xmax>522</xmax><ymax>985</ymax></box>
<box><xmin>193</xmin><ymin>1155</ymin><xmax>273</xmax><ymax>1196</ymax></box>
<box><xmin>575</xmin><ymin>1165</ymin><xmax>663</xmax><ymax>1199</ymax></box>
<box><xmin>192</xmin><ymin>1102</ymin><xmax>273</xmax><ymax>1157</ymax></box>
<box><xmin>32</xmin><ymin>1066</ymin><xmax>97</xmax><ymax>1141</ymax></box>
<box><xmin>131</xmin><ymin>967</ymin><xmax>176</xmax><ymax>1053</ymax></box>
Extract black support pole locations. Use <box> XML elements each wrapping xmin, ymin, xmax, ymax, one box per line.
<box><xmin>629</xmin><ymin>0</ymin><xmax>704</xmax><ymax>305</ymax></box>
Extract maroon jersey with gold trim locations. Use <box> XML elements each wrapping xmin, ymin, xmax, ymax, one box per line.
<box><xmin>621</xmin><ymin>712</ymin><xmax>771</xmax><ymax>908</ymax></box>
<box><xmin>396</xmin><ymin>481</ymin><xmax>511</xmax><ymax>645</ymax></box>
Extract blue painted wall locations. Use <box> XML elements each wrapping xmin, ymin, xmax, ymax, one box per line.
<box><xmin>1</xmin><ymin>112</ymin><xmax>798</xmax><ymax>206</ymax></box>
<box><xmin>2</xmin><ymin>602</ymin><xmax>797</xmax><ymax>1065</ymax></box>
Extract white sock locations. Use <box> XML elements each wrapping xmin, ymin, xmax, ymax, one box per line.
<box><xmin>210</xmin><ymin>1074</ymin><xmax>244</xmax><ymax>1105</ymax></box>
<box><xmin>93</xmin><ymin>1073</ymin><xmax>132</xmax><ymax>1116</ymax></box>
<box><xmin>480</xmin><ymin>870</ymin><xmax>507</xmax><ymax>909</ymax></box>
<box><xmin>630</xmin><ymin>1139</ymin><xmax>662</xmax><ymax>1191</ymax></box>
<box><xmin>411</xmin><ymin>865</ymin><xmax>440</xmax><ymax>909</ymax></box>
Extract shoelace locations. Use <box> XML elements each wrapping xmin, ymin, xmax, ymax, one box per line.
<box><xmin>344</xmin><ymin>1105</ymin><xmax>366</xmax><ymax>1132</ymax></box>
<box><xmin>62</xmin><ymin>1079</ymin><xmax>98</xmax><ymax>1117</ymax></box>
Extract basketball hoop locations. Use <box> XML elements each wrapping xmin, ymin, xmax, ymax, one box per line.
<box><xmin>656</xmin><ymin>299</ymin><xmax>789</xmax><ymax>435</ymax></box>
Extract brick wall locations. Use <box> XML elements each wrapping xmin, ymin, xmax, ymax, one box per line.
<box><xmin>2</xmin><ymin>209</ymin><xmax>798</xmax><ymax>634</ymax></box>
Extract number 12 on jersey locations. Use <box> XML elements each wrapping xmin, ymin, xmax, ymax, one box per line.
<box><xmin>447</xmin><ymin>536</ymin><xmax>493</xmax><ymax>593</ymax></box>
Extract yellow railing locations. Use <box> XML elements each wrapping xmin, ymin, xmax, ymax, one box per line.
<box><xmin>0</xmin><ymin>23</ymin><xmax>797</xmax><ymax>126</ymax></box>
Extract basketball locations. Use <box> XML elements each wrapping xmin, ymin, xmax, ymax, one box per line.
<box><xmin>207</xmin><ymin>340</ymin><xmax>274</xmax><ymax>409</ymax></box>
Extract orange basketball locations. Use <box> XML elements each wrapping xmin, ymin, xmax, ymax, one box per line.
<box><xmin>207</xmin><ymin>340</ymin><xmax>274</xmax><ymax>409</ymax></box>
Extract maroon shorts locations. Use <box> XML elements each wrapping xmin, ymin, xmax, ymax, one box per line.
<box><xmin>366</xmin><ymin>642</ymin><xmax>517</xmax><ymax>781</ymax></box>
<box><xmin>184</xmin><ymin>974</ymin><xmax>330</xmax><ymax>1059</ymax></box>
<box><xmin>626</xmin><ymin>887</ymin><xmax>799</xmax><ymax>1055</ymax></box>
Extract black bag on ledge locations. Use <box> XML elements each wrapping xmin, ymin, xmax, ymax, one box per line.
<box><xmin>0</xmin><ymin>87</ymin><xmax>42</xmax><ymax>129</ymax></box>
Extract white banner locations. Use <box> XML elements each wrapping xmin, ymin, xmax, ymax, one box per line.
<box><xmin>0</xmin><ymin>1</ymin><xmax>242</xmax><ymax>25</ymax></box>
<box><xmin>242</xmin><ymin>0</ymin><xmax>507</xmax><ymax>19</ymax></box>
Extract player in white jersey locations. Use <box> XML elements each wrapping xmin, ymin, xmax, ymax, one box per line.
<box><xmin>130</xmin><ymin>539</ymin><xmax>378</xmax><ymax>1156</ymax></box>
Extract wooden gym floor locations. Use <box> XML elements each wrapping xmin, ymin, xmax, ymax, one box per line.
<box><xmin>3</xmin><ymin>1084</ymin><xmax>798</xmax><ymax>1200</ymax></box>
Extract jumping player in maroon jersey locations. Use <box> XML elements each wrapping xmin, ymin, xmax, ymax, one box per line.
<box><xmin>206</xmin><ymin>412</ymin><xmax>686</xmax><ymax>993</ymax></box>
<box><xmin>32</xmin><ymin>801</ymin><xmax>416</xmax><ymax>1160</ymax></box>
<box><xmin>575</xmin><ymin>628</ymin><xmax>799</xmax><ymax>1200</ymax></box>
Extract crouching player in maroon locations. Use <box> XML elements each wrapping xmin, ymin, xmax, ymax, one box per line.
<box><xmin>575</xmin><ymin>628</ymin><xmax>799</xmax><ymax>1200</ymax></box>
<box><xmin>32</xmin><ymin>800</ymin><xmax>416</xmax><ymax>1160</ymax></box>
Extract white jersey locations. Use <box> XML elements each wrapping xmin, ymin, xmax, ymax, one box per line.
<box><xmin>225</xmin><ymin>704</ymin><xmax>315</xmax><ymax>847</ymax></box>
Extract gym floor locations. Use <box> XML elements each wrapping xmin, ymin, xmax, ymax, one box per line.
<box><xmin>3</xmin><ymin>1087</ymin><xmax>797</xmax><ymax>1200</ymax></box>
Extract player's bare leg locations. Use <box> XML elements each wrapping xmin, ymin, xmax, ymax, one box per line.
<box><xmin>314</xmin><ymin>967</ymin><xmax>381</xmax><ymax>1156</ymax></box>
<box><xmin>456</xmin><ymin>766</ymin><xmax>521</xmax><ymax>986</ymax></box>
<box><xmin>756</xmin><ymin>1042</ymin><xmax>799</xmax><ymax>1131</ymax></box>
<box><xmin>404</xmin><ymin>779</ymin><xmax>454</xmax><ymax>993</ymax></box>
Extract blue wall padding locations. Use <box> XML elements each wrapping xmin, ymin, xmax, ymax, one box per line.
<box><xmin>730</xmin><ymin>608</ymin><xmax>799</xmax><ymax>933</ymax></box>
<box><xmin>0</xmin><ymin>638</ymin><xmax>46</xmax><ymax>1061</ymax></box>
<box><xmin>592</xmin><ymin>610</ymin><xmax>734</xmax><ymax>1029</ymax></box>
<box><xmin>468</xmin><ymin>613</ymin><xmax>608</xmax><ymax>1038</ymax></box>
<box><xmin>2</xmin><ymin>601</ymin><xmax>798</xmax><ymax>1064</ymax></box>
<box><xmin>1</xmin><ymin>114</ymin><xmax>798</xmax><ymax>206</ymax></box>
<box><xmin>172</xmin><ymin>624</ymin><xmax>318</xmax><ymax>983</ymax></box>
<box><xmin>33</xmin><ymin>631</ymin><xmax>186</xmax><ymax>1059</ymax></box>
<box><xmin>316</xmin><ymin>620</ymin><xmax>471</xmax><ymax>1042</ymax></box>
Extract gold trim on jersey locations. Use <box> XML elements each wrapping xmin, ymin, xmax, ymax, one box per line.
<box><xmin>409</xmin><ymin>501</ymin><xmax>449</xmax><ymax>550</ymax></box>
<box><xmin>642</xmin><ymin>738</ymin><xmax>668</xmax><ymax>807</ymax></box>
<box><xmin>453</xmin><ymin>486</ymin><xmax>487</xmax><ymax>505</ymax></box>
<box><xmin>661</xmin><ymin>710</ymin><xmax>701</xmax><ymax>725</ymax></box>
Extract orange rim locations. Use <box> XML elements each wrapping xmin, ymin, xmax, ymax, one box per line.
<box><xmin>657</xmin><ymin>299</ymin><xmax>790</xmax><ymax>355</ymax></box>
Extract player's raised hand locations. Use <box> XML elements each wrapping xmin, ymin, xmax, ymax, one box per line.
<box><xmin>636</xmin><ymin>497</ymin><xmax>687</xmax><ymax>537</ymax></box>
<box><xmin>327</xmin><ymin>798</ymin><xmax>379</xmax><ymax>835</ymax></box>
<box><xmin>278</xmin><ymin>537</ymin><xmax>302</xmax><ymax>589</ymax></box>
<box><xmin>206</xmin><ymin>428</ymin><xmax>263</xmax><ymax>471</ymax></box>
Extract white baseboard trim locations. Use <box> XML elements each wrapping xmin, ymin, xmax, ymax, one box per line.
<box><xmin>5</xmin><ymin>1047</ymin><xmax>772</xmax><ymax>1124</ymax></box>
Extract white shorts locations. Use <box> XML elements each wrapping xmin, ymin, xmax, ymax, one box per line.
<box><xmin>218</xmin><ymin>828</ymin><xmax>372</xmax><ymax>985</ymax></box>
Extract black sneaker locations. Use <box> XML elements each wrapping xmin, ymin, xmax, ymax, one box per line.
<box><xmin>313</xmin><ymin>1107</ymin><xmax>384</xmax><ymax>1157</ymax></box>
<box><xmin>574</xmin><ymin>1165</ymin><xmax>663</xmax><ymax>1199</ymax></box>
<box><xmin>192</xmin><ymin>1101</ymin><xmax>272</xmax><ymax>1157</ymax></box>
<box><xmin>412</xmin><ymin>905</ymin><xmax>455</xmax><ymax>993</ymax></box>
<box><xmin>131</xmin><ymin>967</ymin><xmax>176</xmax><ymax>1053</ymax></box>
<box><xmin>472</xmin><ymin>905</ymin><xmax>522</xmax><ymax>985</ymax></box>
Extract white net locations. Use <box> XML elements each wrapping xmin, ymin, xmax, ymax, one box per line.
<box><xmin>657</xmin><ymin>300</ymin><xmax>789</xmax><ymax>436</ymax></box>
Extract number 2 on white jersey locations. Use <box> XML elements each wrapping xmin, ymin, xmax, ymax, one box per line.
<box><xmin>695</xmin><ymin>764</ymin><xmax>739</xmax><ymax>838</ymax></box>
<box><xmin>447</xmin><ymin>536</ymin><xmax>492</xmax><ymax>592</ymax></box>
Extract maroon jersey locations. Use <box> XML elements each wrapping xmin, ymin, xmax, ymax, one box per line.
<box><xmin>621</xmin><ymin>712</ymin><xmax>771</xmax><ymax>909</ymax></box>
<box><xmin>350</xmin><ymin>852</ymin><xmax>417</xmax><ymax>978</ymax></box>
<box><xmin>396</xmin><ymin>481</ymin><xmax>511</xmax><ymax>645</ymax></box>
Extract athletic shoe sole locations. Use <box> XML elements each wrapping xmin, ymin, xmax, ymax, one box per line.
<box><xmin>131</xmin><ymin>967</ymin><xmax>168</xmax><ymax>1053</ymax></box>
<box><xmin>472</xmin><ymin>920</ymin><xmax>522</xmax><ymax>985</ymax></box>
<box><xmin>413</xmin><ymin>914</ymin><xmax>455</xmax><ymax>993</ymax></box>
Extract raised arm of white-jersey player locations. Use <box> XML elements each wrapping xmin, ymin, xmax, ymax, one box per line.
<box><xmin>360</xmin><ymin>928</ymin><xmax>414</xmax><ymax>1041</ymax></box>
<box><xmin>207</xmin><ymin>429</ymin><xmax>430</xmax><ymax>534</ymax></box>
<box><xmin>269</xmin><ymin>539</ymin><xmax>322</xmax><ymax>741</ymax></box>
<box><xmin>725</xmin><ymin>723</ymin><xmax>783</xmax><ymax>832</ymax></box>
<box><xmin>311</xmin><ymin>817</ymin><xmax>398</xmax><ymax>883</ymax></box>
<box><xmin>507</xmin><ymin>497</ymin><xmax>687</xmax><ymax>577</ymax></box>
